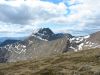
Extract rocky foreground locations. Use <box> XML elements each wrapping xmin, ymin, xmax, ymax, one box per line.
<box><xmin>0</xmin><ymin>48</ymin><xmax>100</xmax><ymax>75</ymax></box>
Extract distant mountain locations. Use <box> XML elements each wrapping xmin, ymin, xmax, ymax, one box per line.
<box><xmin>0</xmin><ymin>37</ymin><xmax>25</xmax><ymax>43</ymax></box>
<box><xmin>0</xmin><ymin>28</ymin><xmax>99</xmax><ymax>63</ymax></box>
<box><xmin>0</xmin><ymin>39</ymin><xmax>21</xmax><ymax>47</ymax></box>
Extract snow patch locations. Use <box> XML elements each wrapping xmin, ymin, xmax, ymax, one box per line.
<box><xmin>32</xmin><ymin>35</ymin><xmax>48</xmax><ymax>41</ymax></box>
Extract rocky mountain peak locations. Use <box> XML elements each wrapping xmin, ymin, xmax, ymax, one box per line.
<box><xmin>36</xmin><ymin>28</ymin><xmax>54</xmax><ymax>35</ymax></box>
<box><xmin>33</xmin><ymin>28</ymin><xmax>55</xmax><ymax>41</ymax></box>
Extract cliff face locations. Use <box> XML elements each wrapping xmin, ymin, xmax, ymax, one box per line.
<box><xmin>87</xmin><ymin>31</ymin><xmax>100</xmax><ymax>44</ymax></box>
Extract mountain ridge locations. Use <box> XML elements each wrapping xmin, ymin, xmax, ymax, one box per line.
<box><xmin>0</xmin><ymin>28</ymin><xmax>100</xmax><ymax>62</ymax></box>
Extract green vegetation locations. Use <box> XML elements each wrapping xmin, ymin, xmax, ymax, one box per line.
<box><xmin>0</xmin><ymin>48</ymin><xmax>100</xmax><ymax>75</ymax></box>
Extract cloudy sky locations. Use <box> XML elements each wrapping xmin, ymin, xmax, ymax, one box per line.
<box><xmin>0</xmin><ymin>0</ymin><xmax>100</xmax><ymax>37</ymax></box>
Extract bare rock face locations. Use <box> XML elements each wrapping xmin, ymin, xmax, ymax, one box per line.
<box><xmin>87</xmin><ymin>31</ymin><xmax>100</xmax><ymax>44</ymax></box>
<box><xmin>34</xmin><ymin>28</ymin><xmax>54</xmax><ymax>41</ymax></box>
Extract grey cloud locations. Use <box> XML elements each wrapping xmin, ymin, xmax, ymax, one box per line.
<box><xmin>85</xmin><ymin>17</ymin><xmax>100</xmax><ymax>30</ymax></box>
<box><xmin>0</xmin><ymin>3</ymin><xmax>61</xmax><ymax>25</ymax></box>
<box><xmin>0</xmin><ymin>4</ymin><xmax>35</xmax><ymax>25</ymax></box>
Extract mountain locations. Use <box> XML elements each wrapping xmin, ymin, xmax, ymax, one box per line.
<box><xmin>0</xmin><ymin>39</ymin><xmax>21</xmax><ymax>47</ymax></box>
<box><xmin>33</xmin><ymin>28</ymin><xmax>73</xmax><ymax>41</ymax></box>
<box><xmin>0</xmin><ymin>37</ymin><xmax>25</xmax><ymax>43</ymax></box>
<box><xmin>0</xmin><ymin>28</ymin><xmax>70</xmax><ymax>62</ymax></box>
<box><xmin>34</xmin><ymin>28</ymin><xmax>54</xmax><ymax>41</ymax></box>
<box><xmin>87</xmin><ymin>31</ymin><xmax>100</xmax><ymax>44</ymax></box>
<box><xmin>0</xmin><ymin>28</ymin><xmax>99</xmax><ymax>63</ymax></box>
<box><xmin>0</xmin><ymin>48</ymin><xmax>100</xmax><ymax>75</ymax></box>
<box><xmin>69</xmin><ymin>31</ymin><xmax>100</xmax><ymax>51</ymax></box>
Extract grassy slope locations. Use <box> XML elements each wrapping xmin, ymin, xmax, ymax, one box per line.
<box><xmin>0</xmin><ymin>48</ymin><xmax>100</xmax><ymax>75</ymax></box>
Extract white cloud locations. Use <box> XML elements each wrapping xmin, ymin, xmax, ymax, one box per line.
<box><xmin>0</xmin><ymin>0</ymin><xmax>100</xmax><ymax>36</ymax></box>
<box><xmin>0</xmin><ymin>0</ymin><xmax>67</xmax><ymax>24</ymax></box>
<box><xmin>0</xmin><ymin>0</ymin><xmax>68</xmax><ymax>34</ymax></box>
<box><xmin>0</xmin><ymin>21</ymin><xmax>37</xmax><ymax>33</ymax></box>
